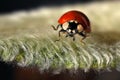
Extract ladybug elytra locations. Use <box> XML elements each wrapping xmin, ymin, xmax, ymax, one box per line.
<box><xmin>52</xmin><ymin>10</ymin><xmax>91</xmax><ymax>43</ymax></box>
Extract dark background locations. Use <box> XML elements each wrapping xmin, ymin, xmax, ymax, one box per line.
<box><xmin>0</xmin><ymin>0</ymin><xmax>93</xmax><ymax>13</ymax></box>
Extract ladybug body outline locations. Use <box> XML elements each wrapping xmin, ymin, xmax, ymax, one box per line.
<box><xmin>52</xmin><ymin>10</ymin><xmax>91</xmax><ymax>43</ymax></box>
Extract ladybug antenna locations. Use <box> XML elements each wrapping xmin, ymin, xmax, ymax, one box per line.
<box><xmin>52</xmin><ymin>24</ymin><xmax>67</xmax><ymax>42</ymax></box>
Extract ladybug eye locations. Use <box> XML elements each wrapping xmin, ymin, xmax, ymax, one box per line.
<box><xmin>77</xmin><ymin>24</ymin><xmax>84</xmax><ymax>32</ymax></box>
<box><xmin>62</xmin><ymin>22</ymin><xmax>69</xmax><ymax>30</ymax></box>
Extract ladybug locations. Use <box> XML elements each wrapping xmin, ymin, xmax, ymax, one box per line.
<box><xmin>52</xmin><ymin>10</ymin><xmax>91</xmax><ymax>43</ymax></box>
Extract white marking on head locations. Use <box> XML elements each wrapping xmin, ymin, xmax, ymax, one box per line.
<box><xmin>72</xmin><ymin>30</ymin><xmax>75</xmax><ymax>33</ymax></box>
<box><xmin>68</xmin><ymin>29</ymin><xmax>71</xmax><ymax>33</ymax></box>
<box><xmin>74</xmin><ymin>21</ymin><xmax>78</xmax><ymax>24</ymax></box>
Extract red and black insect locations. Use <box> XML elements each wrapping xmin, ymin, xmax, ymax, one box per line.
<box><xmin>52</xmin><ymin>10</ymin><xmax>91</xmax><ymax>43</ymax></box>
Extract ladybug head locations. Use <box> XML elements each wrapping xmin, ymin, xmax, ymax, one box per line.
<box><xmin>68</xmin><ymin>20</ymin><xmax>79</xmax><ymax>30</ymax></box>
<box><xmin>65</xmin><ymin>20</ymin><xmax>84</xmax><ymax>36</ymax></box>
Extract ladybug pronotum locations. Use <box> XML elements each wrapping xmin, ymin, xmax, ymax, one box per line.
<box><xmin>52</xmin><ymin>10</ymin><xmax>91</xmax><ymax>43</ymax></box>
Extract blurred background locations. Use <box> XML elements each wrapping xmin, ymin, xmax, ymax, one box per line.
<box><xmin>0</xmin><ymin>0</ymin><xmax>113</xmax><ymax>13</ymax></box>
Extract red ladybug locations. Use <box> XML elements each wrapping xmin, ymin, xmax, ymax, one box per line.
<box><xmin>52</xmin><ymin>10</ymin><xmax>91</xmax><ymax>43</ymax></box>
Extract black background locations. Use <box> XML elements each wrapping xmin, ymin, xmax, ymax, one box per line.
<box><xmin>0</xmin><ymin>0</ymin><xmax>92</xmax><ymax>13</ymax></box>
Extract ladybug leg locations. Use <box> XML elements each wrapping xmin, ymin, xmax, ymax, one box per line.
<box><xmin>78</xmin><ymin>31</ymin><xmax>87</xmax><ymax>44</ymax></box>
<box><xmin>73</xmin><ymin>36</ymin><xmax>75</xmax><ymax>41</ymax></box>
<box><xmin>65</xmin><ymin>34</ymin><xmax>69</xmax><ymax>37</ymax></box>
<box><xmin>55</xmin><ymin>29</ymin><xmax>67</xmax><ymax>42</ymax></box>
<box><xmin>51</xmin><ymin>24</ymin><xmax>62</xmax><ymax>30</ymax></box>
<box><xmin>65</xmin><ymin>33</ymin><xmax>75</xmax><ymax>41</ymax></box>
<box><xmin>59</xmin><ymin>29</ymin><xmax>67</xmax><ymax>36</ymax></box>
<box><xmin>66</xmin><ymin>30</ymin><xmax>76</xmax><ymax>41</ymax></box>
